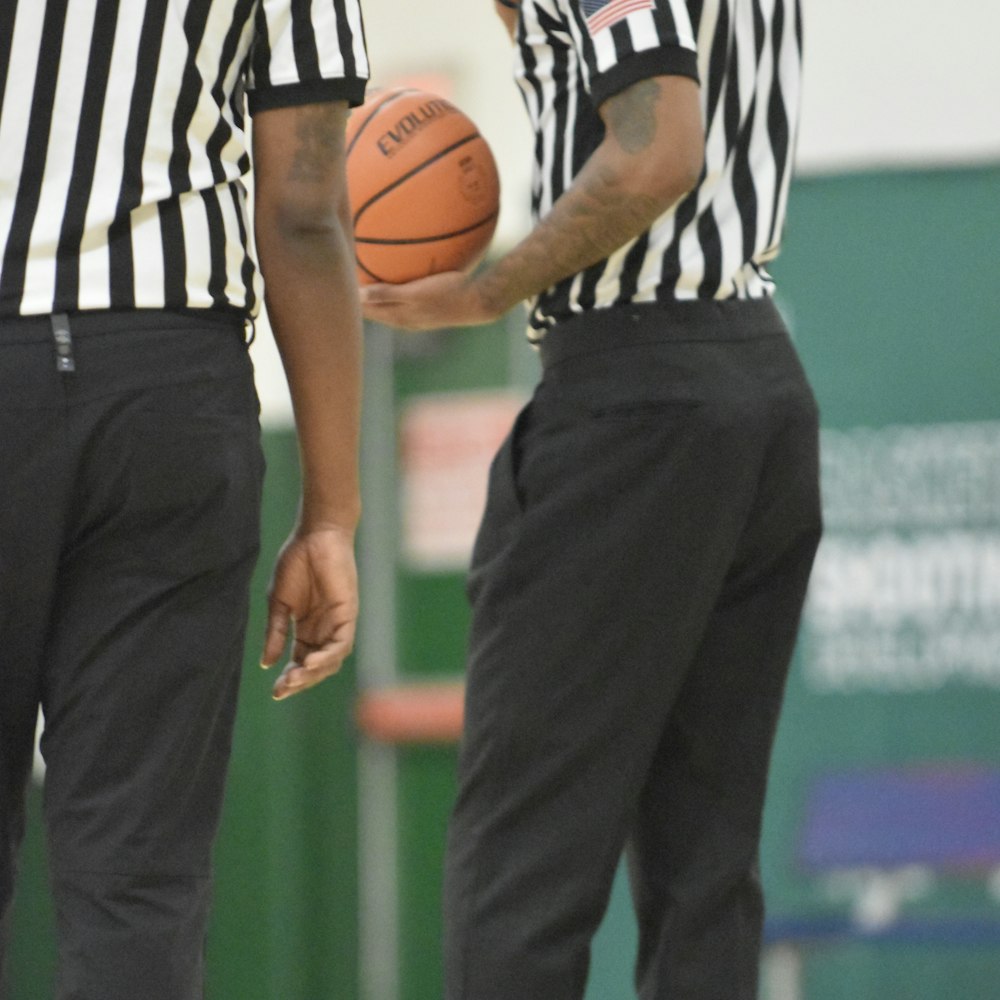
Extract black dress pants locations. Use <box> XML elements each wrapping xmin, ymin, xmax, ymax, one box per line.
<box><xmin>0</xmin><ymin>310</ymin><xmax>264</xmax><ymax>1000</ymax></box>
<box><xmin>443</xmin><ymin>299</ymin><xmax>822</xmax><ymax>1000</ymax></box>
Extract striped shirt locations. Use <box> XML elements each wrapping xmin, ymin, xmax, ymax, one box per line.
<box><xmin>0</xmin><ymin>0</ymin><xmax>369</xmax><ymax>319</ymax></box>
<box><xmin>513</xmin><ymin>0</ymin><xmax>803</xmax><ymax>337</ymax></box>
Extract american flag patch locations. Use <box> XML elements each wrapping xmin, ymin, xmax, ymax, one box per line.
<box><xmin>580</xmin><ymin>0</ymin><xmax>656</xmax><ymax>35</ymax></box>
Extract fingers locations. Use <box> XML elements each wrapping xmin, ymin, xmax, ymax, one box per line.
<box><xmin>261</xmin><ymin>601</ymin><xmax>292</xmax><ymax>669</ymax></box>
<box><xmin>359</xmin><ymin>282</ymin><xmax>394</xmax><ymax>305</ymax></box>
<box><xmin>360</xmin><ymin>284</ymin><xmax>410</xmax><ymax>327</ymax></box>
<box><xmin>271</xmin><ymin>627</ymin><xmax>356</xmax><ymax>701</ymax></box>
<box><xmin>359</xmin><ymin>283</ymin><xmax>401</xmax><ymax>316</ymax></box>
<box><xmin>359</xmin><ymin>272</ymin><xmax>474</xmax><ymax>330</ymax></box>
<box><xmin>271</xmin><ymin>614</ymin><xmax>358</xmax><ymax>701</ymax></box>
<box><xmin>263</xmin><ymin>528</ymin><xmax>360</xmax><ymax>701</ymax></box>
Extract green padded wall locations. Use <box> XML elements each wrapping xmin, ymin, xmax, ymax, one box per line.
<box><xmin>384</xmin><ymin>164</ymin><xmax>1000</xmax><ymax>1000</ymax></box>
<box><xmin>585</xmin><ymin>164</ymin><xmax>1000</xmax><ymax>998</ymax></box>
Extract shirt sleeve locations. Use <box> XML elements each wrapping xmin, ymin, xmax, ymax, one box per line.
<box><xmin>570</xmin><ymin>0</ymin><xmax>699</xmax><ymax>109</ymax></box>
<box><xmin>247</xmin><ymin>0</ymin><xmax>370</xmax><ymax>114</ymax></box>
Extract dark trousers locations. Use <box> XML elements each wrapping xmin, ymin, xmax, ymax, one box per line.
<box><xmin>443</xmin><ymin>300</ymin><xmax>822</xmax><ymax>1000</ymax></box>
<box><xmin>0</xmin><ymin>310</ymin><xmax>264</xmax><ymax>1000</ymax></box>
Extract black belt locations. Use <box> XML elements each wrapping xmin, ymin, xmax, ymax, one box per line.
<box><xmin>537</xmin><ymin>298</ymin><xmax>787</xmax><ymax>369</ymax></box>
<box><xmin>0</xmin><ymin>307</ymin><xmax>246</xmax><ymax>343</ymax></box>
<box><xmin>0</xmin><ymin>308</ymin><xmax>249</xmax><ymax>373</ymax></box>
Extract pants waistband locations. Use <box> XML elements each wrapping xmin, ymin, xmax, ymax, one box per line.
<box><xmin>537</xmin><ymin>299</ymin><xmax>787</xmax><ymax>369</ymax></box>
<box><xmin>0</xmin><ymin>308</ymin><xmax>247</xmax><ymax>344</ymax></box>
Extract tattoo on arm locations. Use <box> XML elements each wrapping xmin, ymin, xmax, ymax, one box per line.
<box><xmin>562</xmin><ymin>161</ymin><xmax>661</xmax><ymax>258</ymax></box>
<box><xmin>604</xmin><ymin>78</ymin><xmax>660</xmax><ymax>154</ymax></box>
<box><xmin>477</xmin><ymin>160</ymin><xmax>660</xmax><ymax>312</ymax></box>
<box><xmin>288</xmin><ymin>106</ymin><xmax>345</xmax><ymax>183</ymax></box>
<box><xmin>477</xmin><ymin>83</ymin><xmax>669</xmax><ymax>311</ymax></box>
<box><xmin>475</xmin><ymin>76</ymin><xmax>701</xmax><ymax>314</ymax></box>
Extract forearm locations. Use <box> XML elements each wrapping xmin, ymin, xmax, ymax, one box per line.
<box><xmin>493</xmin><ymin>0</ymin><xmax>519</xmax><ymax>39</ymax></box>
<box><xmin>472</xmin><ymin>150</ymin><xmax>666</xmax><ymax>316</ymax></box>
<box><xmin>475</xmin><ymin>76</ymin><xmax>702</xmax><ymax>316</ymax></box>
<box><xmin>252</xmin><ymin>101</ymin><xmax>362</xmax><ymax>533</ymax></box>
<box><xmin>257</xmin><ymin>196</ymin><xmax>362</xmax><ymax>534</ymax></box>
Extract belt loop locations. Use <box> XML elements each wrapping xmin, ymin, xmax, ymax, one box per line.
<box><xmin>52</xmin><ymin>313</ymin><xmax>75</xmax><ymax>373</ymax></box>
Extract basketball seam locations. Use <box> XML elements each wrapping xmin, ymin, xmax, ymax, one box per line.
<box><xmin>357</xmin><ymin>258</ymin><xmax>386</xmax><ymax>284</ymax></box>
<box><xmin>355</xmin><ymin>212</ymin><xmax>498</xmax><ymax>246</ymax></box>
<box><xmin>351</xmin><ymin>133</ymin><xmax>484</xmax><ymax>225</ymax></box>
<box><xmin>345</xmin><ymin>89</ymin><xmax>418</xmax><ymax>159</ymax></box>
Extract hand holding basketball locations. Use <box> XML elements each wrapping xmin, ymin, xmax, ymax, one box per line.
<box><xmin>361</xmin><ymin>269</ymin><xmax>500</xmax><ymax>331</ymax></box>
<box><xmin>346</xmin><ymin>89</ymin><xmax>501</xmax><ymax>285</ymax></box>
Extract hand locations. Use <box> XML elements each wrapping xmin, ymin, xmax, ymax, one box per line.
<box><xmin>360</xmin><ymin>271</ymin><xmax>501</xmax><ymax>331</ymax></box>
<box><xmin>261</xmin><ymin>526</ymin><xmax>359</xmax><ymax>701</ymax></box>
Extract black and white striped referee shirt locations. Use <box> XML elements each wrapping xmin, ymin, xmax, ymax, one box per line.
<box><xmin>0</xmin><ymin>0</ymin><xmax>369</xmax><ymax>319</ymax></box>
<box><xmin>512</xmin><ymin>0</ymin><xmax>802</xmax><ymax>337</ymax></box>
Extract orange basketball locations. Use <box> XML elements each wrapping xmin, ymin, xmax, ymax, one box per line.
<box><xmin>345</xmin><ymin>88</ymin><xmax>500</xmax><ymax>285</ymax></box>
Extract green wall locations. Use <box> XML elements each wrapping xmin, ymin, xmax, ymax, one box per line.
<box><xmin>775</xmin><ymin>167</ymin><xmax>1000</xmax><ymax>429</ymax></box>
<box><xmin>6</xmin><ymin>163</ymin><xmax>999</xmax><ymax>1000</ymax></box>
<box><xmin>585</xmin><ymin>164</ymin><xmax>1000</xmax><ymax>997</ymax></box>
<box><xmin>383</xmin><ymin>164</ymin><xmax>1000</xmax><ymax>1000</ymax></box>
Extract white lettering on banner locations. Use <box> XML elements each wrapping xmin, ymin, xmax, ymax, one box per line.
<box><xmin>803</xmin><ymin>422</ymin><xmax>1000</xmax><ymax>694</ymax></box>
<box><xmin>809</xmin><ymin>628</ymin><xmax>1000</xmax><ymax>693</ymax></box>
<box><xmin>808</xmin><ymin>533</ymin><xmax>1000</xmax><ymax>627</ymax></box>
<box><xmin>820</xmin><ymin>423</ymin><xmax>1000</xmax><ymax>531</ymax></box>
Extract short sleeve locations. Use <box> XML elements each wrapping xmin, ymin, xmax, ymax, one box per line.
<box><xmin>571</xmin><ymin>0</ymin><xmax>699</xmax><ymax>109</ymax></box>
<box><xmin>247</xmin><ymin>0</ymin><xmax>370</xmax><ymax>114</ymax></box>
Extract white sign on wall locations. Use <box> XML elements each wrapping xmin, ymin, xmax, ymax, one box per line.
<box><xmin>804</xmin><ymin>422</ymin><xmax>1000</xmax><ymax>693</ymax></box>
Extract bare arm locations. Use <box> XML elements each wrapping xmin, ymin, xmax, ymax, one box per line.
<box><xmin>493</xmin><ymin>0</ymin><xmax>519</xmax><ymax>39</ymax></box>
<box><xmin>361</xmin><ymin>74</ymin><xmax>703</xmax><ymax>330</ymax></box>
<box><xmin>252</xmin><ymin>101</ymin><xmax>362</xmax><ymax>700</ymax></box>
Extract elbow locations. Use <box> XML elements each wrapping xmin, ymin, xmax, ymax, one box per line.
<box><xmin>677</xmin><ymin>146</ymin><xmax>705</xmax><ymax>200</ymax></box>
<box><xmin>648</xmin><ymin>146</ymin><xmax>703</xmax><ymax>212</ymax></box>
<box><xmin>258</xmin><ymin>181</ymin><xmax>352</xmax><ymax>243</ymax></box>
<box><xmin>604</xmin><ymin>143</ymin><xmax>703</xmax><ymax>222</ymax></box>
<box><xmin>272</xmin><ymin>202</ymin><xmax>343</xmax><ymax>242</ymax></box>
<box><xmin>257</xmin><ymin>196</ymin><xmax>350</xmax><ymax>261</ymax></box>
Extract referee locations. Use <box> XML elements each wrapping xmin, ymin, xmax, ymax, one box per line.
<box><xmin>0</xmin><ymin>2</ymin><xmax>367</xmax><ymax>997</ymax></box>
<box><xmin>363</xmin><ymin>1</ymin><xmax>822</xmax><ymax>998</ymax></box>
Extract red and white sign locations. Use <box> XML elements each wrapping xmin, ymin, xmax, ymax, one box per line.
<box><xmin>399</xmin><ymin>390</ymin><xmax>528</xmax><ymax>570</ymax></box>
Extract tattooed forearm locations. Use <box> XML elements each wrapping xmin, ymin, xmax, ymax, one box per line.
<box><xmin>288</xmin><ymin>105</ymin><xmax>345</xmax><ymax>183</ymax></box>
<box><xmin>604</xmin><ymin>78</ymin><xmax>661</xmax><ymax>155</ymax></box>
<box><xmin>538</xmin><ymin>161</ymin><xmax>658</xmax><ymax>278</ymax></box>
<box><xmin>470</xmin><ymin>75</ymin><xmax>701</xmax><ymax>317</ymax></box>
<box><xmin>476</xmin><ymin>160</ymin><xmax>660</xmax><ymax>313</ymax></box>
